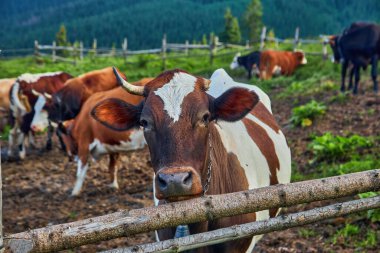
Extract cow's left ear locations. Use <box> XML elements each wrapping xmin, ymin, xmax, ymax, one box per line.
<box><xmin>211</xmin><ymin>87</ymin><xmax>259</xmax><ymax>122</ymax></box>
<box><xmin>91</xmin><ymin>98</ymin><xmax>142</xmax><ymax>131</ymax></box>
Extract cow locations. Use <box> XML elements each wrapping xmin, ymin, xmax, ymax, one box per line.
<box><xmin>58</xmin><ymin>78</ymin><xmax>153</xmax><ymax>196</ymax></box>
<box><xmin>91</xmin><ymin>67</ymin><xmax>291</xmax><ymax>252</ymax></box>
<box><xmin>230</xmin><ymin>51</ymin><xmax>261</xmax><ymax>79</ymax></box>
<box><xmin>44</xmin><ymin>67</ymin><xmax>126</xmax><ymax>126</ymax></box>
<box><xmin>329</xmin><ymin>22</ymin><xmax>380</xmax><ymax>94</ymax></box>
<box><xmin>259</xmin><ymin>50</ymin><xmax>307</xmax><ymax>80</ymax></box>
<box><xmin>0</xmin><ymin>78</ymin><xmax>16</xmax><ymax>132</ymax></box>
<box><xmin>8</xmin><ymin>72</ymin><xmax>72</xmax><ymax>159</ymax></box>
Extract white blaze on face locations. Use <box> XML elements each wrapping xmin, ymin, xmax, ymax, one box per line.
<box><xmin>301</xmin><ymin>54</ymin><xmax>307</xmax><ymax>64</ymax></box>
<box><xmin>154</xmin><ymin>72</ymin><xmax>197</xmax><ymax>122</ymax></box>
<box><xmin>230</xmin><ymin>55</ymin><xmax>240</xmax><ymax>69</ymax></box>
<box><xmin>31</xmin><ymin>95</ymin><xmax>49</xmax><ymax>132</ymax></box>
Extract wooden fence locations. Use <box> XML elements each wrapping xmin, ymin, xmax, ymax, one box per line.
<box><xmin>27</xmin><ymin>27</ymin><xmax>331</xmax><ymax>68</ymax></box>
<box><xmin>4</xmin><ymin>169</ymin><xmax>380</xmax><ymax>252</ymax></box>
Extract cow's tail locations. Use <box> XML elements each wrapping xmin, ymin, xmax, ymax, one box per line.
<box><xmin>10</xmin><ymin>81</ymin><xmax>28</xmax><ymax>112</ymax></box>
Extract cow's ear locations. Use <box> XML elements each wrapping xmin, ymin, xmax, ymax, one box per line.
<box><xmin>211</xmin><ymin>88</ymin><xmax>259</xmax><ymax>122</ymax></box>
<box><xmin>91</xmin><ymin>98</ymin><xmax>142</xmax><ymax>131</ymax></box>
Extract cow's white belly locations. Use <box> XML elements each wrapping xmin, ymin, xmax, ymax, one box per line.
<box><xmin>89</xmin><ymin>130</ymin><xmax>146</xmax><ymax>160</ymax></box>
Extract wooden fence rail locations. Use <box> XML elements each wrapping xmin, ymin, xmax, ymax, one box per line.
<box><xmin>5</xmin><ymin>169</ymin><xmax>380</xmax><ymax>253</ymax></box>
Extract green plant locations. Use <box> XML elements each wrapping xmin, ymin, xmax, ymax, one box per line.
<box><xmin>298</xmin><ymin>228</ymin><xmax>316</xmax><ymax>239</ymax></box>
<box><xmin>0</xmin><ymin>125</ymin><xmax>11</xmax><ymax>140</ymax></box>
<box><xmin>332</xmin><ymin>224</ymin><xmax>360</xmax><ymax>245</ymax></box>
<box><xmin>309</xmin><ymin>133</ymin><xmax>373</xmax><ymax>162</ymax></box>
<box><xmin>291</xmin><ymin>100</ymin><xmax>326</xmax><ymax>127</ymax></box>
<box><xmin>355</xmin><ymin>229</ymin><xmax>378</xmax><ymax>249</ymax></box>
<box><xmin>359</xmin><ymin>192</ymin><xmax>380</xmax><ymax>223</ymax></box>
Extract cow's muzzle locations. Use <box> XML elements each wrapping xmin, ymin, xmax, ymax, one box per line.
<box><xmin>155</xmin><ymin>167</ymin><xmax>203</xmax><ymax>201</ymax></box>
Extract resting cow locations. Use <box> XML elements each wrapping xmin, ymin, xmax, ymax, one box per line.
<box><xmin>59</xmin><ymin>77</ymin><xmax>152</xmax><ymax>196</ymax></box>
<box><xmin>91</xmin><ymin>67</ymin><xmax>291</xmax><ymax>252</ymax></box>
<box><xmin>45</xmin><ymin>67</ymin><xmax>126</xmax><ymax>124</ymax></box>
<box><xmin>0</xmin><ymin>78</ymin><xmax>16</xmax><ymax>132</ymax></box>
<box><xmin>330</xmin><ymin>22</ymin><xmax>380</xmax><ymax>94</ymax></box>
<box><xmin>259</xmin><ymin>50</ymin><xmax>307</xmax><ymax>80</ymax></box>
<box><xmin>8</xmin><ymin>72</ymin><xmax>72</xmax><ymax>159</ymax></box>
<box><xmin>230</xmin><ymin>51</ymin><xmax>261</xmax><ymax>79</ymax></box>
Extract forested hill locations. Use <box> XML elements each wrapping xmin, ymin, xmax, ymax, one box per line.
<box><xmin>1</xmin><ymin>0</ymin><xmax>379</xmax><ymax>50</ymax></box>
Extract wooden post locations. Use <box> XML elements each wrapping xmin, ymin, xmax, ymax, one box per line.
<box><xmin>122</xmin><ymin>38</ymin><xmax>128</xmax><ymax>62</ymax></box>
<box><xmin>185</xmin><ymin>40</ymin><xmax>189</xmax><ymax>56</ymax></box>
<box><xmin>93</xmin><ymin>38</ymin><xmax>97</xmax><ymax>57</ymax></box>
<box><xmin>79</xmin><ymin>41</ymin><xmax>83</xmax><ymax>61</ymax></box>
<box><xmin>245</xmin><ymin>40</ymin><xmax>250</xmax><ymax>49</ymax></box>
<box><xmin>209</xmin><ymin>36</ymin><xmax>218</xmax><ymax>65</ymax></box>
<box><xmin>260</xmin><ymin>26</ymin><xmax>266</xmax><ymax>50</ymax></box>
<box><xmin>162</xmin><ymin>34</ymin><xmax>167</xmax><ymax>70</ymax></box>
<box><xmin>34</xmin><ymin>40</ymin><xmax>39</xmax><ymax>60</ymax></box>
<box><xmin>52</xmin><ymin>41</ymin><xmax>56</xmax><ymax>63</ymax></box>
<box><xmin>293</xmin><ymin>27</ymin><xmax>300</xmax><ymax>51</ymax></box>
<box><xmin>275</xmin><ymin>38</ymin><xmax>279</xmax><ymax>49</ymax></box>
<box><xmin>322</xmin><ymin>37</ymin><xmax>328</xmax><ymax>60</ymax></box>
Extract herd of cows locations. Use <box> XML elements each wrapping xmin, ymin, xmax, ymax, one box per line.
<box><xmin>0</xmin><ymin>21</ymin><xmax>379</xmax><ymax>253</ymax></box>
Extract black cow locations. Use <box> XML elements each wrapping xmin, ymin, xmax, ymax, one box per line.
<box><xmin>230</xmin><ymin>51</ymin><xmax>261</xmax><ymax>79</ymax></box>
<box><xmin>330</xmin><ymin>22</ymin><xmax>380</xmax><ymax>94</ymax></box>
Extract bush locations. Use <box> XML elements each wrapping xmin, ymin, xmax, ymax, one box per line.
<box><xmin>291</xmin><ymin>100</ymin><xmax>326</xmax><ymax>127</ymax></box>
<box><xmin>309</xmin><ymin>133</ymin><xmax>373</xmax><ymax>162</ymax></box>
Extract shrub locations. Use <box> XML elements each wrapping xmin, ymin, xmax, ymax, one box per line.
<box><xmin>291</xmin><ymin>100</ymin><xmax>326</xmax><ymax>127</ymax></box>
<box><xmin>309</xmin><ymin>133</ymin><xmax>373</xmax><ymax>162</ymax></box>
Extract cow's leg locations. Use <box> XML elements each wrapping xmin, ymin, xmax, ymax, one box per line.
<box><xmin>46</xmin><ymin>122</ymin><xmax>54</xmax><ymax>151</ymax></box>
<box><xmin>340</xmin><ymin>60</ymin><xmax>348</xmax><ymax>92</ymax></box>
<box><xmin>7</xmin><ymin>126</ymin><xmax>18</xmax><ymax>157</ymax></box>
<box><xmin>353</xmin><ymin>65</ymin><xmax>361</xmax><ymax>95</ymax></box>
<box><xmin>56</xmin><ymin>128</ymin><xmax>66</xmax><ymax>151</ymax></box>
<box><xmin>71</xmin><ymin>147</ymin><xmax>89</xmax><ymax>196</ymax></box>
<box><xmin>18</xmin><ymin>132</ymin><xmax>26</xmax><ymax>160</ymax></box>
<box><xmin>371</xmin><ymin>55</ymin><xmax>378</xmax><ymax>93</ymax></box>
<box><xmin>348</xmin><ymin>66</ymin><xmax>355</xmax><ymax>90</ymax></box>
<box><xmin>108</xmin><ymin>153</ymin><xmax>120</xmax><ymax>189</ymax></box>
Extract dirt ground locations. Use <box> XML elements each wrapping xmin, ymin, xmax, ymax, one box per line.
<box><xmin>1</xmin><ymin>82</ymin><xmax>380</xmax><ymax>252</ymax></box>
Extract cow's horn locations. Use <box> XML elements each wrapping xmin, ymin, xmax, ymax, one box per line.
<box><xmin>31</xmin><ymin>89</ymin><xmax>42</xmax><ymax>96</ymax></box>
<box><xmin>112</xmin><ymin>67</ymin><xmax>144</xmax><ymax>96</ymax></box>
<box><xmin>44</xmin><ymin>92</ymin><xmax>52</xmax><ymax>99</ymax></box>
<box><xmin>203</xmin><ymin>78</ymin><xmax>211</xmax><ymax>90</ymax></box>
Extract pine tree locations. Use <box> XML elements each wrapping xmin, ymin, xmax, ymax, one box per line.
<box><xmin>243</xmin><ymin>0</ymin><xmax>263</xmax><ymax>42</ymax></box>
<box><xmin>55</xmin><ymin>24</ymin><xmax>68</xmax><ymax>56</ymax></box>
<box><xmin>221</xmin><ymin>8</ymin><xmax>241</xmax><ymax>44</ymax></box>
<box><xmin>201</xmin><ymin>34</ymin><xmax>208</xmax><ymax>45</ymax></box>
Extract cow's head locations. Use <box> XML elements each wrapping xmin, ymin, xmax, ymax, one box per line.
<box><xmin>293</xmin><ymin>50</ymin><xmax>307</xmax><ymax>65</ymax></box>
<box><xmin>329</xmin><ymin>35</ymin><xmax>341</xmax><ymax>63</ymax></box>
<box><xmin>91</xmin><ymin>68</ymin><xmax>259</xmax><ymax>202</ymax></box>
<box><xmin>230</xmin><ymin>52</ymin><xmax>241</xmax><ymax>70</ymax></box>
<box><xmin>30</xmin><ymin>90</ymin><xmax>55</xmax><ymax>132</ymax></box>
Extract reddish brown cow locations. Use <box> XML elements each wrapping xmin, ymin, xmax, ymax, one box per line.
<box><xmin>60</xmin><ymin>78</ymin><xmax>153</xmax><ymax>196</ymax></box>
<box><xmin>8</xmin><ymin>72</ymin><xmax>72</xmax><ymax>159</ymax></box>
<box><xmin>45</xmin><ymin>67</ymin><xmax>126</xmax><ymax>124</ymax></box>
<box><xmin>0</xmin><ymin>78</ymin><xmax>16</xmax><ymax>131</ymax></box>
<box><xmin>259</xmin><ymin>50</ymin><xmax>307</xmax><ymax>80</ymax></box>
<box><xmin>91</xmin><ymin>68</ymin><xmax>291</xmax><ymax>252</ymax></box>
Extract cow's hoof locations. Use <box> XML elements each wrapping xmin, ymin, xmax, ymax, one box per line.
<box><xmin>46</xmin><ymin>141</ymin><xmax>53</xmax><ymax>151</ymax></box>
<box><xmin>108</xmin><ymin>182</ymin><xmax>119</xmax><ymax>189</ymax></box>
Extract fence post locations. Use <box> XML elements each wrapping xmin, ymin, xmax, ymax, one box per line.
<box><xmin>185</xmin><ymin>40</ymin><xmax>189</xmax><ymax>56</ymax></box>
<box><xmin>122</xmin><ymin>38</ymin><xmax>128</xmax><ymax>62</ymax></box>
<box><xmin>92</xmin><ymin>38</ymin><xmax>97</xmax><ymax>58</ymax></box>
<box><xmin>245</xmin><ymin>40</ymin><xmax>250</xmax><ymax>49</ymax></box>
<box><xmin>260</xmin><ymin>26</ymin><xmax>266</xmax><ymax>50</ymax></box>
<box><xmin>34</xmin><ymin>40</ymin><xmax>39</xmax><ymax>60</ymax></box>
<box><xmin>322</xmin><ymin>37</ymin><xmax>328</xmax><ymax>60</ymax></box>
<box><xmin>79</xmin><ymin>41</ymin><xmax>83</xmax><ymax>61</ymax></box>
<box><xmin>209</xmin><ymin>36</ymin><xmax>218</xmax><ymax>65</ymax></box>
<box><xmin>293</xmin><ymin>27</ymin><xmax>300</xmax><ymax>51</ymax></box>
<box><xmin>162</xmin><ymin>34</ymin><xmax>167</xmax><ymax>70</ymax></box>
<box><xmin>275</xmin><ymin>38</ymin><xmax>279</xmax><ymax>49</ymax></box>
<box><xmin>52</xmin><ymin>41</ymin><xmax>56</xmax><ymax>63</ymax></box>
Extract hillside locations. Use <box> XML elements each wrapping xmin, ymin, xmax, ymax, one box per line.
<box><xmin>1</xmin><ymin>0</ymin><xmax>380</xmax><ymax>51</ymax></box>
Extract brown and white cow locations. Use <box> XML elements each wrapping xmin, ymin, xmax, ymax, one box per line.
<box><xmin>259</xmin><ymin>50</ymin><xmax>307</xmax><ymax>80</ymax></box>
<box><xmin>8</xmin><ymin>72</ymin><xmax>72</xmax><ymax>159</ymax></box>
<box><xmin>0</xmin><ymin>78</ymin><xmax>16</xmax><ymax>132</ymax></box>
<box><xmin>59</xmin><ymin>78</ymin><xmax>153</xmax><ymax>196</ymax></box>
<box><xmin>91</xmin><ymin>68</ymin><xmax>291</xmax><ymax>252</ymax></box>
<box><xmin>44</xmin><ymin>67</ymin><xmax>126</xmax><ymax>125</ymax></box>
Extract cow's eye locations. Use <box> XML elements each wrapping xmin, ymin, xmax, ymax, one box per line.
<box><xmin>201</xmin><ymin>113</ymin><xmax>210</xmax><ymax>125</ymax></box>
<box><xmin>140</xmin><ymin>119</ymin><xmax>148</xmax><ymax>128</ymax></box>
<box><xmin>140</xmin><ymin>118</ymin><xmax>153</xmax><ymax>131</ymax></box>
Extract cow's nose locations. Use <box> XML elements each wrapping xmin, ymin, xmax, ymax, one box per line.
<box><xmin>157</xmin><ymin>171</ymin><xmax>193</xmax><ymax>197</ymax></box>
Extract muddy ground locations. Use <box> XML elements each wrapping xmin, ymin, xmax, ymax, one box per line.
<box><xmin>1</xmin><ymin>82</ymin><xmax>380</xmax><ymax>252</ymax></box>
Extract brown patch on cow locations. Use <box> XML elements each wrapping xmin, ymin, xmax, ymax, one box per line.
<box><xmin>242</xmin><ymin>118</ymin><xmax>280</xmax><ymax>218</ymax></box>
<box><xmin>251</xmin><ymin>101</ymin><xmax>280</xmax><ymax>133</ymax></box>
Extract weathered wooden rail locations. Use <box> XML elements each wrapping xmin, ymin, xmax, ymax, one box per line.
<box><xmin>5</xmin><ymin>169</ymin><xmax>380</xmax><ymax>253</ymax></box>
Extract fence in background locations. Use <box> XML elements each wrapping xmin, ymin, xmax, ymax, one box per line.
<box><xmin>1</xmin><ymin>27</ymin><xmax>331</xmax><ymax>68</ymax></box>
